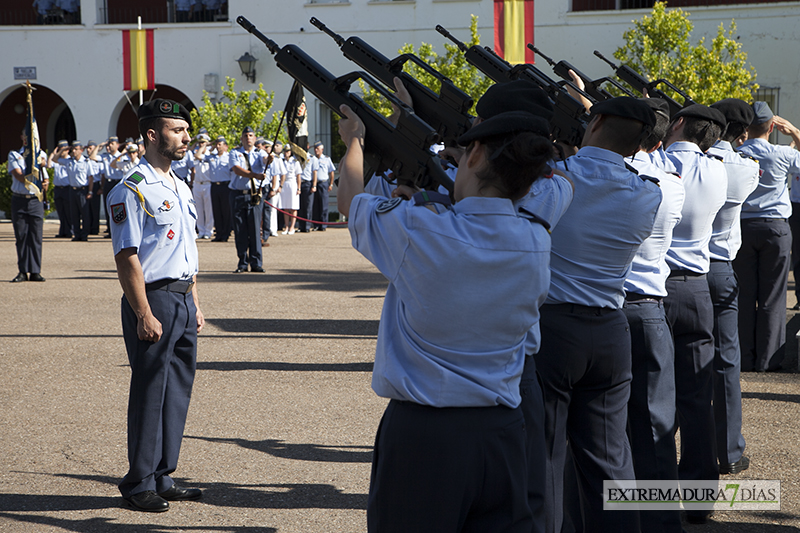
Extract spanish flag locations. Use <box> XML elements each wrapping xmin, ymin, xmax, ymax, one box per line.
<box><xmin>494</xmin><ymin>0</ymin><xmax>535</xmax><ymax>64</ymax></box>
<box><xmin>122</xmin><ymin>29</ymin><xmax>155</xmax><ymax>91</ymax></box>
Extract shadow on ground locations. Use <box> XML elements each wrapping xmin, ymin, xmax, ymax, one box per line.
<box><xmin>186</xmin><ymin>436</ymin><xmax>373</xmax><ymax>463</ymax></box>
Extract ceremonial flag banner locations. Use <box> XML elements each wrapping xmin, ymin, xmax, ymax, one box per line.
<box><xmin>494</xmin><ymin>0</ymin><xmax>534</xmax><ymax>64</ymax></box>
<box><xmin>122</xmin><ymin>29</ymin><xmax>155</xmax><ymax>91</ymax></box>
<box><xmin>23</xmin><ymin>81</ymin><xmax>44</xmax><ymax>199</ymax></box>
<box><xmin>284</xmin><ymin>81</ymin><xmax>309</xmax><ymax>164</ymax></box>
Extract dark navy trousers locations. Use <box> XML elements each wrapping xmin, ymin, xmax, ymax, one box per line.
<box><xmin>11</xmin><ymin>194</ymin><xmax>44</xmax><ymax>274</ymax></box>
<box><xmin>664</xmin><ymin>273</ymin><xmax>718</xmax><ymax>520</ymax></box>
<box><xmin>708</xmin><ymin>260</ymin><xmax>746</xmax><ymax>465</ymax></box>
<box><xmin>790</xmin><ymin>202</ymin><xmax>800</xmax><ymax>302</ymax></box>
<box><xmin>734</xmin><ymin>218</ymin><xmax>790</xmax><ymax>371</ymax></box>
<box><xmin>312</xmin><ymin>181</ymin><xmax>330</xmax><ymax>229</ymax></box>
<box><xmin>298</xmin><ymin>181</ymin><xmax>313</xmax><ymax>231</ymax></box>
<box><xmin>88</xmin><ymin>180</ymin><xmax>103</xmax><ymax>234</ymax></box>
<box><xmin>69</xmin><ymin>186</ymin><xmax>90</xmax><ymax>240</ymax></box>
<box><xmin>368</xmin><ymin>400</ymin><xmax>531</xmax><ymax>533</ymax></box>
<box><xmin>623</xmin><ymin>298</ymin><xmax>682</xmax><ymax>533</ymax></box>
<box><xmin>119</xmin><ymin>289</ymin><xmax>197</xmax><ymax>498</ymax></box>
<box><xmin>53</xmin><ymin>186</ymin><xmax>72</xmax><ymax>237</ymax></box>
<box><xmin>210</xmin><ymin>183</ymin><xmax>232</xmax><ymax>240</ymax></box>
<box><xmin>230</xmin><ymin>190</ymin><xmax>263</xmax><ymax>269</ymax></box>
<box><xmin>533</xmin><ymin>304</ymin><xmax>639</xmax><ymax>533</ymax></box>
<box><xmin>519</xmin><ymin>356</ymin><xmax>547</xmax><ymax>533</ymax></box>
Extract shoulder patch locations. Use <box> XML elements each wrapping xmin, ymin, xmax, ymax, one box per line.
<box><xmin>110</xmin><ymin>203</ymin><xmax>127</xmax><ymax>223</ymax></box>
<box><xmin>127</xmin><ymin>172</ymin><xmax>144</xmax><ymax>184</ymax></box>
<box><xmin>376</xmin><ymin>197</ymin><xmax>403</xmax><ymax>214</ymax></box>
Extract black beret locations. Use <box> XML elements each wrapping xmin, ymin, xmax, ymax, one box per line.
<box><xmin>638</xmin><ymin>97</ymin><xmax>670</xmax><ymax>120</ymax></box>
<box><xmin>590</xmin><ymin>97</ymin><xmax>656</xmax><ymax>127</ymax></box>
<box><xmin>457</xmin><ymin>110</ymin><xmax>551</xmax><ymax>146</ymax></box>
<box><xmin>751</xmin><ymin>101</ymin><xmax>773</xmax><ymax>125</ymax></box>
<box><xmin>242</xmin><ymin>126</ymin><xmax>254</xmax><ymax>134</ymax></box>
<box><xmin>710</xmin><ymin>98</ymin><xmax>754</xmax><ymax>127</ymax></box>
<box><xmin>476</xmin><ymin>80</ymin><xmax>555</xmax><ymax>121</ymax></box>
<box><xmin>138</xmin><ymin>99</ymin><xmax>192</xmax><ymax>128</ymax></box>
<box><xmin>672</xmin><ymin>104</ymin><xmax>726</xmax><ymax>128</ymax></box>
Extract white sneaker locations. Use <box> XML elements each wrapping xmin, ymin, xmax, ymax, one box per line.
<box><xmin>281</xmin><ymin>230</ymin><xmax>289</xmax><ymax>235</ymax></box>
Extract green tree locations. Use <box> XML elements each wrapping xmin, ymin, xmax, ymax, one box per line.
<box><xmin>189</xmin><ymin>77</ymin><xmax>285</xmax><ymax>145</ymax></box>
<box><xmin>0</xmin><ymin>163</ymin><xmax>54</xmax><ymax>218</ymax></box>
<box><xmin>359</xmin><ymin>15</ymin><xmax>493</xmax><ymax>117</ymax></box>
<box><xmin>613</xmin><ymin>1</ymin><xmax>757</xmax><ymax>105</ymax></box>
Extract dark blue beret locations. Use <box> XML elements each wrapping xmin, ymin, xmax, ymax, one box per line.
<box><xmin>672</xmin><ymin>104</ymin><xmax>727</xmax><ymax>129</ymax></box>
<box><xmin>476</xmin><ymin>80</ymin><xmax>555</xmax><ymax>122</ymax></box>
<box><xmin>591</xmin><ymin>97</ymin><xmax>656</xmax><ymax>127</ymax></box>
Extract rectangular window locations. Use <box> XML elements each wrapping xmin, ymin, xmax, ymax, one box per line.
<box><xmin>0</xmin><ymin>0</ymin><xmax>81</xmax><ymax>25</ymax></box>
<box><xmin>99</xmin><ymin>0</ymin><xmax>228</xmax><ymax>24</ymax></box>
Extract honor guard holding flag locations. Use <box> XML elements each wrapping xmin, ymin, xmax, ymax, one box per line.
<box><xmin>9</xmin><ymin>82</ymin><xmax>48</xmax><ymax>283</ymax></box>
<box><xmin>107</xmin><ymin>98</ymin><xmax>204</xmax><ymax>512</ymax></box>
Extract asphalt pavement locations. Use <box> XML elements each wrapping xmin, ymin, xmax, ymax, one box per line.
<box><xmin>1</xmin><ymin>221</ymin><xmax>798</xmax><ymax>532</ymax></box>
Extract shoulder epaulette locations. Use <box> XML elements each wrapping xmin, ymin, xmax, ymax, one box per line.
<box><xmin>412</xmin><ymin>190</ymin><xmax>451</xmax><ymax>208</ymax></box>
<box><xmin>738</xmin><ymin>152</ymin><xmax>759</xmax><ymax>163</ymax></box>
<box><xmin>624</xmin><ymin>162</ymin><xmax>639</xmax><ymax>175</ymax></box>
<box><xmin>127</xmin><ymin>171</ymin><xmax>144</xmax><ymax>184</ymax></box>
<box><xmin>518</xmin><ymin>207</ymin><xmax>551</xmax><ymax>232</ymax></box>
<box><xmin>707</xmin><ymin>153</ymin><xmax>724</xmax><ymax>161</ymax></box>
<box><xmin>640</xmin><ymin>174</ymin><xmax>661</xmax><ymax>187</ymax></box>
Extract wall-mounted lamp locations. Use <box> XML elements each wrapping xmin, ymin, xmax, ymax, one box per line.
<box><xmin>237</xmin><ymin>52</ymin><xmax>258</xmax><ymax>83</ymax></box>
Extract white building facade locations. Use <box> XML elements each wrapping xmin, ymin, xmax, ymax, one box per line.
<box><xmin>0</xmin><ymin>0</ymin><xmax>798</xmax><ymax>156</ymax></box>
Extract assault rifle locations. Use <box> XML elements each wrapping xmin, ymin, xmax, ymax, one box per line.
<box><xmin>310</xmin><ymin>17</ymin><xmax>474</xmax><ymax>147</ymax></box>
<box><xmin>530</xmin><ymin>45</ymin><xmax>634</xmax><ymax>101</ymax></box>
<box><xmin>593</xmin><ymin>51</ymin><xmax>696</xmax><ymax>116</ymax></box>
<box><xmin>436</xmin><ymin>24</ymin><xmax>588</xmax><ymax>147</ymax></box>
<box><xmin>237</xmin><ymin>16</ymin><xmax>454</xmax><ymax>195</ymax></box>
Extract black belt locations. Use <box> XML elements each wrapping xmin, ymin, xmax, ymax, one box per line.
<box><xmin>12</xmin><ymin>192</ymin><xmax>36</xmax><ymax>198</ymax></box>
<box><xmin>742</xmin><ymin>217</ymin><xmax>787</xmax><ymax>223</ymax></box>
<box><xmin>668</xmin><ymin>269</ymin><xmax>706</xmax><ymax>279</ymax></box>
<box><xmin>71</xmin><ymin>186</ymin><xmax>88</xmax><ymax>190</ymax></box>
<box><xmin>710</xmin><ymin>258</ymin><xmax>731</xmax><ymax>264</ymax></box>
<box><xmin>145</xmin><ymin>279</ymin><xmax>195</xmax><ymax>294</ymax></box>
<box><xmin>543</xmin><ymin>303</ymin><xmax>616</xmax><ymax>316</ymax></box>
<box><xmin>625</xmin><ymin>293</ymin><xmax>663</xmax><ymax>303</ymax></box>
<box><xmin>55</xmin><ymin>185</ymin><xmax>68</xmax><ymax>189</ymax></box>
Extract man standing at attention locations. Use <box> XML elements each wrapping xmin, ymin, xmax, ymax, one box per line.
<box><xmin>229</xmin><ymin>126</ymin><xmax>267</xmax><ymax>272</ymax></box>
<box><xmin>107</xmin><ymin>99</ymin><xmax>204</xmax><ymax>512</ymax></box>
<box><xmin>311</xmin><ymin>141</ymin><xmax>335</xmax><ymax>231</ymax></box>
<box><xmin>9</xmin><ymin>131</ymin><xmax>48</xmax><ymax>282</ymax></box>
<box><xmin>736</xmin><ymin>102</ymin><xmax>800</xmax><ymax>372</ymax></box>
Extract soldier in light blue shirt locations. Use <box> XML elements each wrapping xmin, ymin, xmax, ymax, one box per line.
<box><xmin>311</xmin><ymin>142</ymin><xmax>336</xmax><ymax>231</ymax></box>
<box><xmin>535</xmin><ymin>97</ymin><xmax>661</xmax><ymax>533</ymax></box>
<box><xmin>736</xmin><ymin>101</ymin><xmax>800</xmax><ymax>372</ymax></box>
<box><xmin>9</xmin><ymin>132</ymin><xmax>48</xmax><ymax>282</ymax></box>
<box><xmin>623</xmin><ymin>97</ymin><xmax>686</xmax><ymax>533</ymax></box>
<box><xmin>206</xmin><ymin>136</ymin><xmax>234</xmax><ymax>241</ymax></box>
<box><xmin>662</xmin><ymin>104</ymin><xmax>728</xmax><ymax>525</ymax></box>
<box><xmin>108</xmin><ymin>99</ymin><xmax>203</xmax><ymax>513</ymax></box>
<box><xmin>48</xmin><ymin>140</ymin><xmax>72</xmax><ymax>238</ymax></box>
<box><xmin>229</xmin><ymin>126</ymin><xmax>267</xmax><ymax>272</ymax></box>
<box><xmin>707</xmin><ymin>99</ymin><xmax>761</xmax><ymax>477</ymax></box>
<box><xmin>338</xmin><ymin>103</ymin><xmax>566</xmax><ymax>533</ymax></box>
<box><xmin>52</xmin><ymin>140</ymin><xmax>92</xmax><ymax>241</ymax></box>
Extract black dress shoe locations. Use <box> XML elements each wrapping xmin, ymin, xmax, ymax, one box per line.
<box><xmin>234</xmin><ymin>266</ymin><xmax>248</xmax><ymax>273</ymax></box>
<box><xmin>719</xmin><ymin>455</ymin><xmax>749</xmax><ymax>475</ymax></box>
<box><xmin>11</xmin><ymin>272</ymin><xmax>27</xmax><ymax>283</ymax></box>
<box><xmin>124</xmin><ymin>490</ymin><xmax>169</xmax><ymax>512</ymax></box>
<box><xmin>251</xmin><ymin>266</ymin><xmax>265</xmax><ymax>273</ymax></box>
<box><xmin>29</xmin><ymin>273</ymin><xmax>46</xmax><ymax>282</ymax></box>
<box><xmin>158</xmin><ymin>485</ymin><xmax>202</xmax><ymax>501</ymax></box>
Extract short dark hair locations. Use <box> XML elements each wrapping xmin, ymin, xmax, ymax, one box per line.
<box><xmin>471</xmin><ymin>132</ymin><xmax>553</xmax><ymax>201</ymax></box>
<box><xmin>138</xmin><ymin>116</ymin><xmax>166</xmax><ymax>148</ymax></box>
<box><xmin>597</xmin><ymin>115</ymin><xmax>648</xmax><ymax>155</ymax></box>
<box><xmin>721</xmin><ymin>122</ymin><xmax>748</xmax><ymax>144</ymax></box>
<box><xmin>747</xmin><ymin>118</ymin><xmax>772</xmax><ymax>139</ymax></box>
<box><xmin>641</xmin><ymin>111</ymin><xmax>670</xmax><ymax>152</ymax></box>
<box><xmin>676</xmin><ymin>116</ymin><xmax>723</xmax><ymax>152</ymax></box>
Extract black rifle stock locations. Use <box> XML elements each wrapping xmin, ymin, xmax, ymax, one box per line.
<box><xmin>593</xmin><ymin>51</ymin><xmax>696</xmax><ymax>116</ymax></box>
<box><xmin>436</xmin><ymin>24</ymin><xmax>588</xmax><ymax>147</ymax></box>
<box><xmin>237</xmin><ymin>16</ymin><xmax>453</xmax><ymax>195</ymax></box>
<box><xmin>530</xmin><ymin>46</ymin><xmax>634</xmax><ymax>101</ymax></box>
<box><xmin>310</xmin><ymin>17</ymin><xmax>474</xmax><ymax>147</ymax></box>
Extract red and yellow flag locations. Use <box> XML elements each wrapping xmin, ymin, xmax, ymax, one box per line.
<box><xmin>494</xmin><ymin>0</ymin><xmax>534</xmax><ymax>64</ymax></box>
<box><xmin>122</xmin><ymin>29</ymin><xmax>155</xmax><ymax>91</ymax></box>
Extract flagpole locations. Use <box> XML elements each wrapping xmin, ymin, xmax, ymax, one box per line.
<box><xmin>138</xmin><ymin>16</ymin><xmax>143</xmax><ymax>108</ymax></box>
